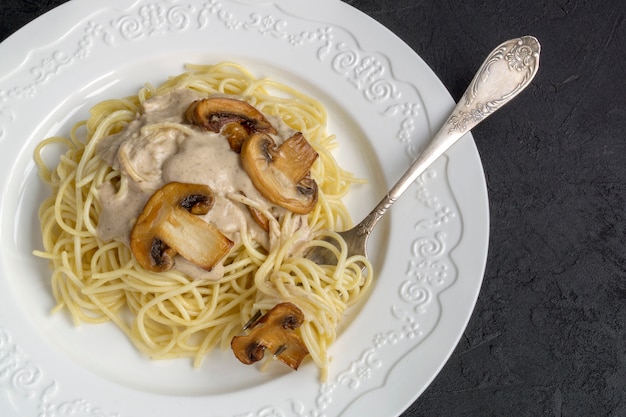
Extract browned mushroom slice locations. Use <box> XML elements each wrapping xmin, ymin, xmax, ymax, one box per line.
<box><xmin>238</xmin><ymin>192</ymin><xmax>271</xmax><ymax>233</ymax></box>
<box><xmin>130</xmin><ymin>182</ymin><xmax>233</xmax><ymax>272</ymax></box>
<box><xmin>222</xmin><ymin>122</ymin><xmax>249</xmax><ymax>153</ymax></box>
<box><xmin>247</xmin><ymin>205</ymin><xmax>270</xmax><ymax>232</ymax></box>
<box><xmin>185</xmin><ymin>97</ymin><xmax>277</xmax><ymax>152</ymax></box>
<box><xmin>241</xmin><ymin>132</ymin><xmax>319</xmax><ymax>214</ymax></box>
<box><xmin>231</xmin><ymin>302</ymin><xmax>309</xmax><ymax>370</ymax></box>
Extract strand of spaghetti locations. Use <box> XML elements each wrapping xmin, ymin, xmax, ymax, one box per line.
<box><xmin>300</xmin><ymin>317</ymin><xmax>327</xmax><ymax>377</ymax></box>
<box><xmin>140</xmin><ymin>122</ymin><xmax>198</xmax><ymax>136</ymax></box>
<box><xmin>226</xmin><ymin>192</ymin><xmax>283</xmax><ymax>243</ymax></box>
<box><xmin>134</xmin><ymin>279</ymin><xmax>206</xmax><ymax>349</ymax></box>
<box><xmin>76</xmin><ymin>109</ymin><xmax>136</xmax><ymax>184</ymax></box>
<box><xmin>34</xmin><ymin>136</ymin><xmax>75</xmax><ymax>185</ymax></box>
<box><xmin>81</xmin><ymin>184</ymin><xmax>100</xmax><ymax>239</ymax></box>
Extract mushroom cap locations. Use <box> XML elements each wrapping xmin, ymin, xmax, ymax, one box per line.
<box><xmin>185</xmin><ymin>97</ymin><xmax>277</xmax><ymax>152</ymax></box>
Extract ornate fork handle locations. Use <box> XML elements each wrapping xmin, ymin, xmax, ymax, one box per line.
<box><xmin>357</xmin><ymin>36</ymin><xmax>541</xmax><ymax>235</ymax></box>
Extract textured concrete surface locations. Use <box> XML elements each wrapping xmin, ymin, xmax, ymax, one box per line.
<box><xmin>2</xmin><ymin>0</ymin><xmax>624</xmax><ymax>416</ymax></box>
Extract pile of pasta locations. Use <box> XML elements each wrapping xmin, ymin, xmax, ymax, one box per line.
<box><xmin>34</xmin><ymin>62</ymin><xmax>371</xmax><ymax>380</ymax></box>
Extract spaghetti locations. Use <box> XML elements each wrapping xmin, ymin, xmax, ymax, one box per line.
<box><xmin>34</xmin><ymin>62</ymin><xmax>371</xmax><ymax>380</ymax></box>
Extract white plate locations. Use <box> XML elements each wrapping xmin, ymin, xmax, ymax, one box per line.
<box><xmin>0</xmin><ymin>1</ymin><xmax>489</xmax><ymax>416</ymax></box>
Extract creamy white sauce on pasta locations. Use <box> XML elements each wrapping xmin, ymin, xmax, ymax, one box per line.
<box><xmin>95</xmin><ymin>88</ymin><xmax>306</xmax><ymax>280</ymax></box>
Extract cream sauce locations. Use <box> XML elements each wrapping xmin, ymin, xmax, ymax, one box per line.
<box><xmin>95</xmin><ymin>88</ymin><xmax>307</xmax><ymax>280</ymax></box>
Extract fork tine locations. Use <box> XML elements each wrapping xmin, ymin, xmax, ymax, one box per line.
<box><xmin>273</xmin><ymin>344</ymin><xmax>287</xmax><ymax>357</ymax></box>
<box><xmin>243</xmin><ymin>310</ymin><xmax>262</xmax><ymax>330</ymax></box>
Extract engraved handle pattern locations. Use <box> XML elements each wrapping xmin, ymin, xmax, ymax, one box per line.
<box><xmin>448</xmin><ymin>36</ymin><xmax>541</xmax><ymax>132</ymax></box>
<box><xmin>359</xmin><ymin>36</ymin><xmax>541</xmax><ymax>234</ymax></box>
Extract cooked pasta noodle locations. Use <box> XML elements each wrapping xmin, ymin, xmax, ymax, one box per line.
<box><xmin>34</xmin><ymin>62</ymin><xmax>371</xmax><ymax>380</ymax></box>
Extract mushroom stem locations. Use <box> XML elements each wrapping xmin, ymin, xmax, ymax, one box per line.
<box><xmin>272</xmin><ymin>132</ymin><xmax>319</xmax><ymax>183</ymax></box>
<box><xmin>130</xmin><ymin>182</ymin><xmax>233</xmax><ymax>272</ymax></box>
<box><xmin>157</xmin><ymin>207</ymin><xmax>232</xmax><ymax>271</ymax></box>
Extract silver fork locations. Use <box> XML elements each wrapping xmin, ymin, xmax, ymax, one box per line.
<box><xmin>305</xmin><ymin>36</ymin><xmax>541</xmax><ymax>266</ymax></box>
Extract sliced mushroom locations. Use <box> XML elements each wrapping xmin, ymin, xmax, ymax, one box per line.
<box><xmin>241</xmin><ymin>132</ymin><xmax>319</xmax><ymax>214</ymax></box>
<box><xmin>185</xmin><ymin>97</ymin><xmax>277</xmax><ymax>152</ymax></box>
<box><xmin>231</xmin><ymin>302</ymin><xmax>309</xmax><ymax>370</ymax></box>
<box><xmin>221</xmin><ymin>122</ymin><xmax>250</xmax><ymax>153</ymax></box>
<box><xmin>130</xmin><ymin>182</ymin><xmax>233</xmax><ymax>272</ymax></box>
<box><xmin>247</xmin><ymin>205</ymin><xmax>271</xmax><ymax>232</ymax></box>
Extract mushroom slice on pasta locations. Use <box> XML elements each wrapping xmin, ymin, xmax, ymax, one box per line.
<box><xmin>185</xmin><ymin>97</ymin><xmax>277</xmax><ymax>152</ymax></box>
<box><xmin>130</xmin><ymin>182</ymin><xmax>233</xmax><ymax>272</ymax></box>
<box><xmin>241</xmin><ymin>132</ymin><xmax>319</xmax><ymax>214</ymax></box>
<box><xmin>231</xmin><ymin>302</ymin><xmax>309</xmax><ymax>370</ymax></box>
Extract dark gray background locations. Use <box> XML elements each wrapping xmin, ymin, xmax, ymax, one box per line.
<box><xmin>1</xmin><ymin>0</ymin><xmax>625</xmax><ymax>416</ymax></box>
